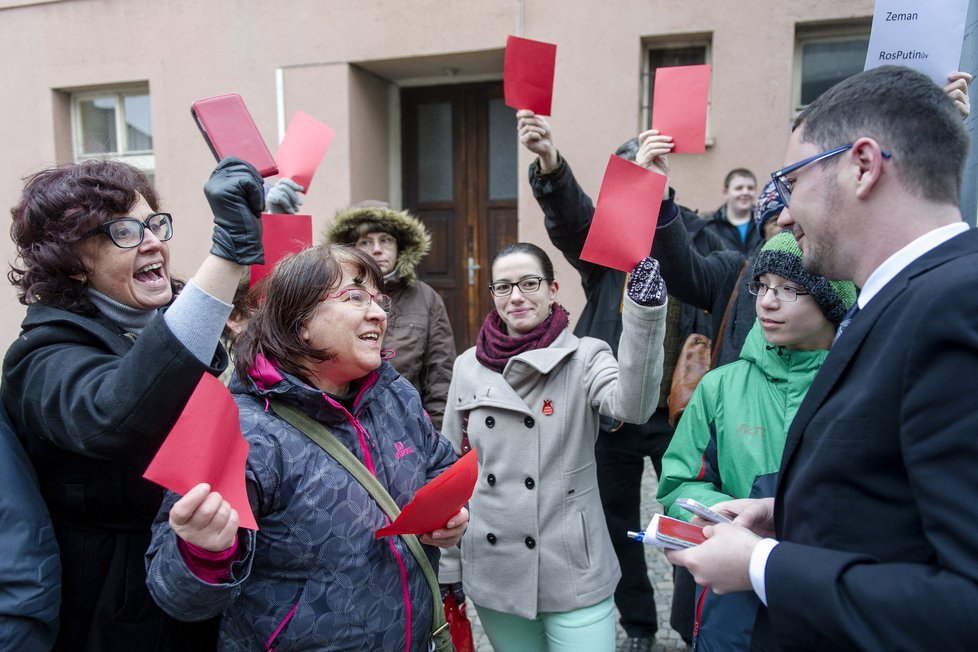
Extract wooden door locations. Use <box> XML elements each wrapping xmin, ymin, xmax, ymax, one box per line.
<box><xmin>402</xmin><ymin>82</ymin><xmax>518</xmax><ymax>352</ymax></box>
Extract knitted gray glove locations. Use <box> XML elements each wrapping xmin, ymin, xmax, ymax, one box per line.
<box><xmin>205</xmin><ymin>157</ymin><xmax>265</xmax><ymax>265</ymax></box>
<box><xmin>626</xmin><ymin>257</ymin><xmax>667</xmax><ymax>306</ymax></box>
<box><xmin>266</xmin><ymin>178</ymin><xmax>304</xmax><ymax>214</ymax></box>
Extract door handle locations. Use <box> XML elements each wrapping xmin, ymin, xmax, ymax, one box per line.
<box><xmin>467</xmin><ymin>257</ymin><xmax>481</xmax><ymax>286</ymax></box>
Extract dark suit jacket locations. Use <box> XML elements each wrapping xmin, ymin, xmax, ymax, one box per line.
<box><xmin>756</xmin><ymin>227</ymin><xmax>978</xmax><ymax>651</ymax></box>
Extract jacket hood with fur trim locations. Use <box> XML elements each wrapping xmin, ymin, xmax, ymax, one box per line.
<box><xmin>322</xmin><ymin>206</ymin><xmax>431</xmax><ymax>287</ymax></box>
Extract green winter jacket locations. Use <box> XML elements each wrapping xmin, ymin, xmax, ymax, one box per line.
<box><xmin>656</xmin><ymin>321</ymin><xmax>829</xmax><ymax>652</ymax></box>
<box><xmin>657</xmin><ymin>321</ymin><xmax>828</xmax><ymax>517</ymax></box>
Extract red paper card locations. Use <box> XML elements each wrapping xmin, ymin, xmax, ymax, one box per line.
<box><xmin>375</xmin><ymin>449</ymin><xmax>478</xmax><ymax>538</ymax></box>
<box><xmin>654</xmin><ymin>514</ymin><xmax>706</xmax><ymax>548</ymax></box>
<box><xmin>249</xmin><ymin>213</ymin><xmax>313</xmax><ymax>286</ymax></box>
<box><xmin>274</xmin><ymin>111</ymin><xmax>336</xmax><ymax>193</ymax></box>
<box><xmin>651</xmin><ymin>64</ymin><xmax>712</xmax><ymax>154</ymax></box>
<box><xmin>143</xmin><ymin>373</ymin><xmax>258</xmax><ymax>530</ymax></box>
<box><xmin>580</xmin><ymin>155</ymin><xmax>667</xmax><ymax>272</ymax></box>
<box><xmin>504</xmin><ymin>35</ymin><xmax>557</xmax><ymax>115</ymax></box>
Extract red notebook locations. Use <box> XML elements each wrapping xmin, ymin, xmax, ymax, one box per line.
<box><xmin>192</xmin><ymin>93</ymin><xmax>279</xmax><ymax>177</ymax></box>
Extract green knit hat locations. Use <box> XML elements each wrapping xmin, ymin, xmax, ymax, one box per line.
<box><xmin>751</xmin><ymin>232</ymin><xmax>857</xmax><ymax>325</ymax></box>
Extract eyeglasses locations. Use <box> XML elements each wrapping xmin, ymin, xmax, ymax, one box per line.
<box><xmin>87</xmin><ymin>213</ymin><xmax>173</xmax><ymax>249</ymax></box>
<box><xmin>770</xmin><ymin>144</ymin><xmax>892</xmax><ymax>207</ymax></box>
<box><xmin>488</xmin><ymin>276</ymin><xmax>552</xmax><ymax>297</ymax></box>
<box><xmin>747</xmin><ymin>280</ymin><xmax>810</xmax><ymax>303</ymax></box>
<box><xmin>326</xmin><ymin>287</ymin><xmax>393</xmax><ymax>312</ymax></box>
<box><xmin>355</xmin><ymin>235</ymin><xmax>397</xmax><ymax>250</ymax></box>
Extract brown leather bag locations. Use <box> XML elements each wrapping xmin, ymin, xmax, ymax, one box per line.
<box><xmin>667</xmin><ymin>260</ymin><xmax>749</xmax><ymax>428</ymax></box>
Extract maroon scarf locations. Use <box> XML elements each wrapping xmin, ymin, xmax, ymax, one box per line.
<box><xmin>475</xmin><ymin>303</ymin><xmax>569</xmax><ymax>372</ymax></box>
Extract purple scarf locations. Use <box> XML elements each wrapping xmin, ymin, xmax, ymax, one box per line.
<box><xmin>475</xmin><ymin>304</ymin><xmax>570</xmax><ymax>373</ymax></box>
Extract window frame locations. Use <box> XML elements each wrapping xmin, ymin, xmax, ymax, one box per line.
<box><xmin>70</xmin><ymin>84</ymin><xmax>154</xmax><ymax>172</ymax></box>
<box><xmin>641</xmin><ymin>36</ymin><xmax>713</xmax><ymax>145</ymax></box>
<box><xmin>792</xmin><ymin>21</ymin><xmax>872</xmax><ymax>117</ymax></box>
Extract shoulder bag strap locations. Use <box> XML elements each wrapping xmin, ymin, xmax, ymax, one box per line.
<box><xmin>710</xmin><ymin>259</ymin><xmax>751</xmax><ymax>368</ymax></box>
<box><xmin>267</xmin><ymin>399</ymin><xmax>450</xmax><ymax>644</ymax></box>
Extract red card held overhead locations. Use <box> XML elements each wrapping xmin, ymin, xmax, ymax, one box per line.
<box><xmin>250</xmin><ymin>213</ymin><xmax>313</xmax><ymax>286</ymax></box>
<box><xmin>504</xmin><ymin>35</ymin><xmax>557</xmax><ymax>116</ymax></box>
<box><xmin>580</xmin><ymin>155</ymin><xmax>667</xmax><ymax>272</ymax></box>
<box><xmin>651</xmin><ymin>64</ymin><xmax>712</xmax><ymax>154</ymax></box>
<box><xmin>143</xmin><ymin>373</ymin><xmax>258</xmax><ymax>530</ymax></box>
<box><xmin>375</xmin><ymin>449</ymin><xmax>479</xmax><ymax>538</ymax></box>
<box><xmin>274</xmin><ymin>111</ymin><xmax>336</xmax><ymax>193</ymax></box>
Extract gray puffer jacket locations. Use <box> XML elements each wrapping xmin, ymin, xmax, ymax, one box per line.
<box><xmin>146</xmin><ymin>357</ymin><xmax>457</xmax><ymax>651</ymax></box>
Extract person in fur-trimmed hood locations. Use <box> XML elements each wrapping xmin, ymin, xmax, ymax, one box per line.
<box><xmin>324</xmin><ymin>204</ymin><xmax>456</xmax><ymax>428</ymax></box>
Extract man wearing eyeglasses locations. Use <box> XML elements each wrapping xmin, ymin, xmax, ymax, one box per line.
<box><xmin>664</xmin><ymin>65</ymin><xmax>978</xmax><ymax>651</ymax></box>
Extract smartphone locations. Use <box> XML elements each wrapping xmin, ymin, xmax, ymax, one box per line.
<box><xmin>653</xmin><ymin>514</ymin><xmax>706</xmax><ymax>548</ymax></box>
<box><xmin>676</xmin><ymin>497</ymin><xmax>734</xmax><ymax>524</ymax></box>
<box><xmin>191</xmin><ymin>93</ymin><xmax>279</xmax><ymax>177</ymax></box>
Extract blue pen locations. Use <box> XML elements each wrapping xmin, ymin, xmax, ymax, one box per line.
<box><xmin>626</xmin><ymin>530</ymin><xmax>645</xmax><ymax>543</ymax></box>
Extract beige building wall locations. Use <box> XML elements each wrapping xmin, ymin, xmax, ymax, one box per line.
<box><xmin>0</xmin><ymin>0</ymin><xmax>873</xmax><ymax>354</ymax></box>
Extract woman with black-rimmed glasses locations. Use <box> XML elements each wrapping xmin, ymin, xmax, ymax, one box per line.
<box><xmin>2</xmin><ymin>156</ymin><xmax>265</xmax><ymax>651</ymax></box>
<box><xmin>439</xmin><ymin>242</ymin><xmax>668</xmax><ymax>652</ymax></box>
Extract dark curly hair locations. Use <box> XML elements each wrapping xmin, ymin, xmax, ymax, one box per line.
<box><xmin>8</xmin><ymin>159</ymin><xmax>182</xmax><ymax>314</ymax></box>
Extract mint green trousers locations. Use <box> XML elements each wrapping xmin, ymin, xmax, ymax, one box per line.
<box><xmin>474</xmin><ymin>595</ymin><xmax>616</xmax><ymax>652</ymax></box>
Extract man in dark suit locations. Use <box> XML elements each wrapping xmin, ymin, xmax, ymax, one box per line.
<box><xmin>664</xmin><ymin>65</ymin><xmax>978</xmax><ymax>650</ymax></box>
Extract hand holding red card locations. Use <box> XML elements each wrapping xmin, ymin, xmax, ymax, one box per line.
<box><xmin>639</xmin><ymin>513</ymin><xmax>705</xmax><ymax>550</ymax></box>
<box><xmin>504</xmin><ymin>35</ymin><xmax>557</xmax><ymax>116</ymax></box>
<box><xmin>375</xmin><ymin>449</ymin><xmax>478</xmax><ymax>538</ymax></box>
<box><xmin>580</xmin><ymin>155</ymin><xmax>667</xmax><ymax>272</ymax></box>
<box><xmin>144</xmin><ymin>373</ymin><xmax>258</xmax><ymax>530</ymax></box>
<box><xmin>651</xmin><ymin>64</ymin><xmax>712</xmax><ymax>154</ymax></box>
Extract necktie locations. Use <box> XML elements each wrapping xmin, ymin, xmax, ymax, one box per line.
<box><xmin>833</xmin><ymin>303</ymin><xmax>860</xmax><ymax>344</ymax></box>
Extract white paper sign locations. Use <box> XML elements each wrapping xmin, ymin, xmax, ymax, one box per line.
<box><xmin>864</xmin><ymin>0</ymin><xmax>970</xmax><ymax>86</ymax></box>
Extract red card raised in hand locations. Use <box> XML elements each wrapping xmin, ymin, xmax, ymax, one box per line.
<box><xmin>651</xmin><ymin>64</ymin><xmax>712</xmax><ymax>154</ymax></box>
<box><xmin>580</xmin><ymin>155</ymin><xmax>667</xmax><ymax>272</ymax></box>
<box><xmin>143</xmin><ymin>373</ymin><xmax>258</xmax><ymax>530</ymax></box>
<box><xmin>249</xmin><ymin>213</ymin><xmax>313</xmax><ymax>286</ymax></box>
<box><xmin>375</xmin><ymin>449</ymin><xmax>479</xmax><ymax>538</ymax></box>
<box><xmin>504</xmin><ymin>35</ymin><xmax>557</xmax><ymax>116</ymax></box>
<box><xmin>274</xmin><ymin>111</ymin><xmax>336</xmax><ymax>193</ymax></box>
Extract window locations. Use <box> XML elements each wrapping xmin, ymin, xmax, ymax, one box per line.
<box><xmin>642</xmin><ymin>38</ymin><xmax>712</xmax><ymax>142</ymax></box>
<box><xmin>71</xmin><ymin>85</ymin><xmax>154</xmax><ymax>173</ymax></box>
<box><xmin>794</xmin><ymin>23</ymin><xmax>871</xmax><ymax>115</ymax></box>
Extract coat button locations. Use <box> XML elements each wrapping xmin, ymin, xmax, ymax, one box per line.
<box><xmin>524</xmin><ymin>477</ymin><xmax>535</xmax><ymax>489</ymax></box>
<box><xmin>487</xmin><ymin>473</ymin><xmax>496</xmax><ymax>486</ymax></box>
<box><xmin>524</xmin><ymin>536</ymin><xmax>536</xmax><ymax>549</ymax></box>
<box><xmin>487</xmin><ymin>533</ymin><xmax>497</xmax><ymax>545</ymax></box>
<box><xmin>485</xmin><ymin>416</ymin><xmax>495</xmax><ymax>428</ymax></box>
<box><xmin>524</xmin><ymin>416</ymin><xmax>535</xmax><ymax>428</ymax></box>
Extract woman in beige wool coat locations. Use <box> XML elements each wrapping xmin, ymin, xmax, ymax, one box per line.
<box><xmin>440</xmin><ymin>242</ymin><xmax>667</xmax><ymax>652</ymax></box>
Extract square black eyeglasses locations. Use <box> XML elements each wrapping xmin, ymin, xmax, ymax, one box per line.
<box><xmin>771</xmin><ymin>144</ymin><xmax>892</xmax><ymax>207</ymax></box>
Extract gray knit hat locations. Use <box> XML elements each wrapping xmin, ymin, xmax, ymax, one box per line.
<box><xmin>751</xmin><ymin>232</ymin><xmax>857</xmax><ymax>325</ymax></box>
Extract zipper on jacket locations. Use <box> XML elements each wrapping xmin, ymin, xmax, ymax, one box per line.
<box><xmin>265</xmin><ymin>599</ymin><xmax>300</xmax><ymax>651</ymax></box>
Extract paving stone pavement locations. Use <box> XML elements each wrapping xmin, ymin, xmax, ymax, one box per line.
<box><xmin>463</xmin><ymin>462</ymin><xmax>690</xmax><ymax>652</ymax></box>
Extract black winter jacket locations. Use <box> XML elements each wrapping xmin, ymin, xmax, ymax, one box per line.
<box><xmin>1</xmin><ymin>304</ymin><xmax>225</xmax><ymax>652</ymax></box>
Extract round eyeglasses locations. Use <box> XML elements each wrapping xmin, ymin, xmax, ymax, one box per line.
<box><xmin>488</xmin><ymin>276</ymin><xmax>552</xmax><ymax>297</ymax></box>
<box><xmin>88</xmin><ymin>213</ymin><xmax>173</xmax><ymax>249</ymax></box>
<box><xmin>747</xmin><ymin>280</ymin><xmax>810</xmax><ymax>303</ymax></box>
<box><xmin>326</xmin><ymin>287</ymin><xmax>393</xmax><ymax>312</ymax></box>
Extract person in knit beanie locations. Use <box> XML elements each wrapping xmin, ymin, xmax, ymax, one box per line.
<box><xmin>751</xmin><ymin>231</ymin><xmax>857</xmax><ymax>327</ymax></box>
<box><xmin>657</xmin><ymin>236</ymin><xmax>857</xmax><ymax>652</ymax></box>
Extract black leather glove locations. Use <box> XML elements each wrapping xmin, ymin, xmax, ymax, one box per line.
<box><xmin>626</xmin><ymin>256</ymin><xmax>667</xmax><ymax>307</ymax></box>
<box><xmin>205</xmin><ymin>157</ymin><xmax>265</xmax><ymax>265</ymax></box>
